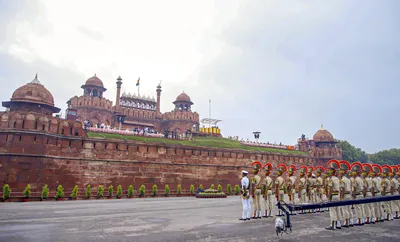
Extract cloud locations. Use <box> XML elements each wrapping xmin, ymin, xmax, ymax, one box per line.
<box><xmin>0</xmin><ymin>0</ymin><xmax>400</xmax><ymax>153</ymax></box>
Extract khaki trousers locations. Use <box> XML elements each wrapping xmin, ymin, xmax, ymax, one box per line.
<box><xmin>382</xmin><ymin>193</ymin><xmax>392</xmax><ymax>215</ymax></box>
<box><xmin>278</xmin><ymin>190</ymin><xmax>284</xmax><ymax>201</ymax></box>
<box><xmin>340</xmin><ymin>194</ymin><xmax>352</xmax><ymax>220</ymax></box>
<box><xmin>264</xmin><ymin>190</ymin><xmax>272</xmax><ymax>211</ymax></box>
<box><xmin>300</xmin><ymin>189</ymin><xmax>307</xmax><ymax>203</ymax></box>
<box><xmin>288</xmin><ymin>190</ymin><xmax>296</xmax><ymax>205</ymax></box>
<box><xmin>310</xmin><ymin>188</ymin><xmax>316</xmax><ymax>204</ymax></box>
<box><xmin>329</xmin><ymin>195</ymin><xmax>341</xmax><ymax>221</ymax></box>
<box><xmin>364</xmin><ymin>192</ymin><xmax>373</xmax><ymax>218</ymax></box>
<box><xmin>355</xmin><ymin>194</ymin><xmax>364</xmax><ymax>219</ymax></box>
<box><xmin>315</xmin><ymin>188</ymin><xmax>323</xmax><ymax>203</ymax></box>
<box><xmin>254</xmin><ymin>189</ymin><xmax>262</xmax><ymax>212</ymax></box>
<box><xmin>373</xmin><ymin>193</ymin><xmax>384</xmax><ymax>219</ymax></box>
<box><xmin>392</xmin><ymin>192</ymin><xmax>399</xmax><ymax>212</ymax></box>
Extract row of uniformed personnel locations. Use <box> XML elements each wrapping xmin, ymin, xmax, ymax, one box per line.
<box><xmin>239</xmin><ymin>160</ymin><xmax>400</xmax><ymax>229</ymax></box>
<box><xmin>326</xmin><ymin>160</ymin><xmax>400</xmax><ymax>230</ymax></box>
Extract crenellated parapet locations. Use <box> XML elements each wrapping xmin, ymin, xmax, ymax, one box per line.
<box><xmin>162</xmin><ymin>110</ymin><xmax>199</xmax><ymax>122</ymax></box>
<box><xmin>68</xmin><ymin>96</ymin><xmax>113</xmax><ymax>110</ymax></box>
<box><xmin>0</xmin><ymin>111</ymin><xmax>87</xmax><ymax>137</ymax></box>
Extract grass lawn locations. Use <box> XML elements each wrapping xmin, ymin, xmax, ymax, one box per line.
<box><xmin>87</xmin><ymin>132</ymin><xmax>307</xmax><ymax>155</ymax></box>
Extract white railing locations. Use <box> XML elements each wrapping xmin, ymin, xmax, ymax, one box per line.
<box><xmin>86</xmin><ymin>127</ymin><xmax>164</xmax><ymax>138</ymax></box>
<box><xmin>240</xmin><ymin>141</ymin><xmax>299</xmax><ymax>150</ymax></box>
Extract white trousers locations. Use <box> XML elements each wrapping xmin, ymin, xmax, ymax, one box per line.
<box><xmin>242</xmin><ymin>197</ymin><xmax>251</xmax><ymax>219</ymax></box>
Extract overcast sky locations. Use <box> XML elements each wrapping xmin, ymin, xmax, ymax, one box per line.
<box><xmin>1</xmin><ymin>0</ymin><xmax>399</xmax><ymax>153</ymax></box>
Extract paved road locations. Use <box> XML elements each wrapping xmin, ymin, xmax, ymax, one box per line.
<box><xmin>0</xmin><ymin>196</ymin><xmax>399</xmax><ymax>242</ymax></box>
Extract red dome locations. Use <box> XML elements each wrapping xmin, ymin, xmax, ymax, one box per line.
<box><xmin>313</xmin><ymin>125</ymin><xmax>334</xmax><ymax>142</ymax></box>
<box><xmin>85</xmin><ymin>74</ymin><xmax>104</xmax><ymax>87</ymax></box>
<box><xmin>175</xmin><ymin>92</ymin><xmax>191</xmax><ymax>102</ymax></box>
<box><xmin>11</xmin><ymin>81</ymin><xmax>55</xmax><ymax>107</ymax></box>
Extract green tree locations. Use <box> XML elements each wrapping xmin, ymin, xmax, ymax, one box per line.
<box><xmin>336</xmin><ymin>140</ymin><xmax>368</xmax><ymax>163</ymax></box>
<box><xmin>117</xmin><ymin>185</ymin><xmax>123</xmax><ymax>198</ymax></box>
<box><xmin>71</xmin><ymin>185</ymin><xmax>78</xmax><ymax>198</ymax></box>
<box><xmin>227</xmin><ymin>184</ymin><xmax>232</xmax><ymax>195</ymax></box>
<box><xmin>234</xmin><ymin>185</ymin><xmax>240</xmax><ymax>195</ymax></box>
<box><xmin>41</xmin><ymin>184</ymin><xmax>49</xmax><ymax>199</ymax></box>
<box><xmin>152</xmin><ymin>184</ymin><xmax>158</xmax><ymax>196</ymax></box>
<box><xmin>23</xmin><ymin>184</ymin><xmax>31</xmax><ymax>198</ymax></box>
<box><xmin>190</xmin><ymin>185</ymin><xmax>195</xmax><ymax>195</ymax></box>
<box><xmin>128</xmin><ymin>185</ymin><xmax>134</xmax><ymax>197</ymax></box>
<box><xmin>85</xmin><ymin>185</ymin><xmax>91</xmax><ymax>199</ymax></box>
<box><xmin>369</xmin><ymin>148</ymin><xmax>400</xmax><ymax>165</ymax></box>
<box><xmin>108</xmin><ymin>185</ymin><xmax>114</xmax><ymax>197</ymax></box>
<box><xmin>55</xmin><ymin>185</ymin><xmax>64</xmax><ymax>199</ymax></box>
<box><xmin>97</xmin><ymin>185</ymin><xmax>104</xmax><ymax>198</ymax></box>
<box><xmin>164</xmin><ymin>185</ymin><xmax>170</xmax><ymax>196</ymax></box>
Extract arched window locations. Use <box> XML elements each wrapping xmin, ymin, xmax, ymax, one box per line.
<box><xmin>93</xmin><ymin>89</ymin><xmax>98</xmax><ymax>97</ymax></box>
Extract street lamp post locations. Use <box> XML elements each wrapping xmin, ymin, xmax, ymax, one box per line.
<box><xmin>253</xmin><ymin>131</ymin><xmax>261</xmax><ymax>143</ymax></box>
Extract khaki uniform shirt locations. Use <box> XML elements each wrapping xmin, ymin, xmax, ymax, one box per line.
<box><xmin>393</xmin><ymin>178</ymin><xmax>400</xmax><ymax>194</ymax></box>
<box><xmin>328</xmin><ymin>176</ymin><xmax>340</xmax><ymax>194</ymax></box>
<box><xmin>365</xmin><ymin>177</ymin><xmax>374</xmax><ymax>193</ymax></box>
<box><xmin>264</xmin><ymin>176</ymin><xmax>273</xmax><ymax>193</ymax></box>
<box><xmin>299</xmin><ymin>177</ymin><xmax>306</xmax><ymax>190</ymax></box>
<box><xmin>252</xmin><ymin>174</ymin><xmax>262</xmax><ymax>189</ymax></box>
<box><xmin>373</xmin><ymin>177</ymin><xmax>381</xmax><ymax>195</ymax></box>
<box><xmin>353</xmin><ymin>176</ymin><xmax>364</xmax><ymax>195</ymax></box>
<box><xmin>287</xmin><ymin>176</ymin><xmax>296</xmax><ymax>192</ymax></box>
<box><xmin>380</xmin><ymin>177</ymin><xmax>388</xmax><ymax>195</ymax></box>
<box><xmin>341</xmin><ymin>176</ymin><xmax>352</xmax><ymax>194</ymax></box>
<box><xmin>275</xmin><ymin>176</ymin><xmax>285</xmax><ymax>190</ymax></box>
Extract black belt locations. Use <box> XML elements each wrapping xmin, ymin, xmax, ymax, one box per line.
<box><xmin>344</xmin><ymin>192</ymin><xmax>350</xmax><ymax>194</ymax></box>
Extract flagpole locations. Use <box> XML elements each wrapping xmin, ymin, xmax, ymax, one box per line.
<box><xmin>209</xmin><ymin>99</ymin><xmax>211</xmax><ymax>128</ymax></box>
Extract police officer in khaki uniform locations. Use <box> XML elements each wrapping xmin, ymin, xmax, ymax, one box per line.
<box><xmin>297</xmin><ymin>165</ymin><xmax>308</xmax><ymax>214</ymax></box>
<box><xmin>275</xmin><ymin>164</ymin><xmax>287</xmax><ymax>216</ymax></box>
<box><xmin>262</xmin><ymin>162</ymin><xmax>273</xmax><ymax>218</ymax></box>
<box><xmin>251</xmin><ymin>161</ymin><xmax>263</xmax><ymax>219</ymax></box>
<box><xmin>314</xmin><ymin>166</ymin><xmax>325</xmax><ymax>212</ymax></box>
<box><xmin>338</xmin><ymin>160</ymin><xmax>352</xmax><ymax>228</ymax></box>
<box><xmin>362</xmin><ymin>163</ymin><xmax>374</xmax><ymax>224</ymax></box>
<box><xmin>391</xmin><ymin>166</ymin><xmax>400</xmax><ymax>219</ymax></box>
<box><xmin>325</xmin><ymin>159</ymin><xmax>341</xmax><ymax>230</ymax></box>
<box><xmin>350</xmin><ymin>162</ymin><xmax>365</xmax><ymax>226</ymax></box>
<box><xmin>372</xmin><ymin>164</ymin><xmax>384</xmax><ymax>222</ymax></box>
<box><xmin>306</xmin><ymin>166</ymin><xmax>314</xmax><ymax>213</ymax></box>
<box><xmin>286</xmin><ymin>165</ymin><xmax>297</xmax><ymax>215</ymax></box>
<box><xmin>381</xmin><ymin>165</ymin><xmax>393</xmax><ymax>221</ymax></box>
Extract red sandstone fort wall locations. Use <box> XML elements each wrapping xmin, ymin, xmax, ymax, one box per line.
<box><xmin>0</xmin><ymin>130</ymin><xmax>323</xmax><ymax>194</ymax></box>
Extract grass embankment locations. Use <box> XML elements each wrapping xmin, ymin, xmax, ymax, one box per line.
<box><xmin>87</xmin><ymin>132</ymin><xmax>307</xmax><ymax>155</ymax></box>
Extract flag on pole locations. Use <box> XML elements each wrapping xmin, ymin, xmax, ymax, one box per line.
<box><xmin>136</xmin><ymin>77</ymin><xmax>140</xmax><ymax>86</ymax></box>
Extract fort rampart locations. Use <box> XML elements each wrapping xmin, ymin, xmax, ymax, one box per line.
<box><xmin>0</xmin><ymin>129</ymin><xmax>322</xmax><ymax>194</ymax></box>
